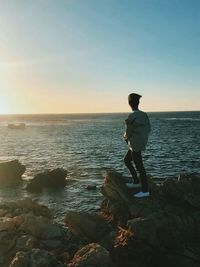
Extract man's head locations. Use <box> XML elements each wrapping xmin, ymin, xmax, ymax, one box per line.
<box><xmin>128</xmin><ymin>93</ymin><xmax>142</xmax><ymax>109</ymax></box>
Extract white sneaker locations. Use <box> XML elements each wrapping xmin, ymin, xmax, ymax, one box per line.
<box><xmin>126</xmin><ymin>182</ymin><xmax>141</xmax><ymax>189</ymax></box>
<box><xmin>134</xmin><ymin>191</ymin><xmax>150</xmax><ymax>198</ymax></box>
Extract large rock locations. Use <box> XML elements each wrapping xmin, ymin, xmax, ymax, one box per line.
<box><xmin>9</xmin><ymin>249</ymin><xmax>65</xmax><ymax>267</ymax></box>
<box><xmin>100</xmin><ymin>171</ymin><xmax>159</xmax><ymax>225</ymax></box>
<box><xmin>68</xmin><ymin>243</ymin><xmax>112</xmax><ymax>267</ymax></box>
<box><xmin>101</xmin><ymin>170</ymin><xmax>158</xmax><ymax>204</ymax></box>
<box><xmin>0</xmin><ymin>199</ymin><xmax>82</xmax><ymax>267</ymax></box>
<box><xmin>0</xmin><ymin>160</ymin><xmax>26</xmax><ymax>186</ymax></box>
<box><xmin>0</xmin><ymin>198</ymin><xmax>52</xmax><ymax>218</ymax></box>
<box><xmin>26</xmin><ymin>168</ymin><xmax>67</xmax><ymax>192</ymax></box>
<box><xmin>112</xmin><ymin>223</ymin><xmax>200</xmax><ymax>267</ymax></box>
<box><xmin>101</xmin><ymin>171</ymin><xmax>132</xmax><ymax>203</ymax></box>
<box><xmin>19</xmin><ymin>214</ymin><xmax>66</xmax><ymax>239</ymax></box>
<box><xmin>65</xmin><ymin>211</ymin><xmax>111</xmax><ymax>244</ymax></box>
<box><xmin>111</xmin><ymin>226</ymin><xmax>161</xmax><ymax>267</ymax></box>
<box><xmin>100</xmin><ymin>171</ymin><xmax>200</xmax><ymax>267</ymax></box>
<box><xmin>160</xmin><ymin>173</ymin><xmax>200</xmax><ymax>209</ymax></box>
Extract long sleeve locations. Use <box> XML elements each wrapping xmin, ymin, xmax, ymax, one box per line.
<box><xmin>124</xmin><ymin>111</ymin><xmax>150</xmax><ymax>151</ymax></box>
<box><xmin>124</xmin><ymin>114</ymin><xmax>136</xmax><ymax>140</ymax></box>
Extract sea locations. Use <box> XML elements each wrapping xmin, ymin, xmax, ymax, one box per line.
<box><xmin>0</xmin><ymin>111</ymin><xmax>199</xmax><ymax>221</ymax></box>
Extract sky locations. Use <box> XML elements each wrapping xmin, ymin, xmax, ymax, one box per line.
<box><xmin>0</xmin><ymin>0</ymin><xmax>199</xmax><ymax>114</ymax></box>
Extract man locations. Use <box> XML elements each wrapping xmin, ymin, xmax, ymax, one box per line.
<box><xmin>124</xmin><ymin>93</ymin><xmax>151</xmax><ymax>198</ymax></box>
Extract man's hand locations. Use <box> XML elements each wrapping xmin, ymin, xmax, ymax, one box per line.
<box><xmin>124</xmin><ymin>136</ymin><xmax>128</xmax><ymax>144</ymax></box>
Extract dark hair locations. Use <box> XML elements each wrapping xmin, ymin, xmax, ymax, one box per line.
<box><xmin>128</xmin><ymin>94</ymin><xmax>140</xmax><ymax>107</ymax></box>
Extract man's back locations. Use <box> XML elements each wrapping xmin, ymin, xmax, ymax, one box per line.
<box><xmin>124</xmin><ymin>110</ymin><xmax>151</xmax><ymax>151</ymax></box>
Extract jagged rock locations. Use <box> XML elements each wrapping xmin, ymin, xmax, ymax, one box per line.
<box><xmin>111</xmin><ymin>227</ymin><xmax>160</xmax><ymax>267</ymax></box>
<box><xmin>65</xmin><ymin>211</ymin><xmax>111</xmax><ymax>243</ymax></box>
<box><xmin>68</xmin><ymin>243</ymin><xmax>112</xmax><ymax>267</ymax></box>
<box><xmin>0</xmin><ymin>218</ymin><xmax>17</xmax><ymax>232</ymax></box>
<box><xmin>26</xmin><ymin>168</ymin><xmax>68</xmax><ymax>192</ymax></box>
<box><xmin>1</xmin><ymin>170</ymin><xmax>200</xmax><ymax>267</ymax></box>
<box><xmin>9</xmin><ymin>251</ymin><xmax>29</xmax><ymax>267</ymax></box>
<box><xmin>19</xmin><ymin>214</ymin><xmax>65</xmax><ymax>239</ymax></box>
<box><xmin>0</xmin><ymin>199</ymin><xmax>82</xmax><ymax>267</ymax></box>
<box><xmin>101</xmin><ymin>171</ymin><xmax>132</xmax><ymax>203</ymax></box>
<box><xmin>163</xmin><ymin>250</ymin><xmax>200</xmax><ymax>267</ymax></box>
<box><xmin>16</xmin><ymin>235</ymin><xmax>38</xmax><ymax>250</ymax></box>
<box><xmin>41</xmin><ymin>239</ymin><xmax>63</xmax><ymax>249</ymax></box>
<box><xmin>9</xmin><ymin>249</ymin><xmax>65</xmax><ymax>267</ymax></box>
<box><xmin>101</xmin><ymin>199</ymin><xmax>131</xmax><ymax>226</ymax></box>
<box><xmin>0</xmin><ymin>230</ymin><xmax>19</xmax><ymax>265</ymax></box>
<box><xmin>160</xmin><ymin>174</ymin><xmax>200</xmax><ymax>209</ymax></box>
<box><xmin>127</xmin><ymin>214</ymin><xmax>185</xmax><ymax>250</ymax></box>
<box><xmin>101</xmin><ymin>171</ymin><xmax>158</xmax><ymax>204</ymax></box>
<box><xmin>0</xmin><ymin>198</ymin><xmax>52</xmax><ymax>218</ymax></box>
<box><xmin>100</xmin><ymin>171</ymin><xmax>159</xmax><ymax>225</ymax></box>
<box><xmin>29</xmin><ymin>249</ymin><xmax>65</xmax><ymax>267</ymax></box>
<box><xmin>100</xmin><ymin>171</ymin><xmax>200</xmax><ymax>267</ymax></box>
<box><xmin>0</xmin><ymin>160</ymin><xmax>26</xmax><ymax>186</ymax></box>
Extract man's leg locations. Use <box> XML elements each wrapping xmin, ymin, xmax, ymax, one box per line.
<box><xmin>132</xmin><ymin>151</ymin><xmax>148</xmax><ymax>192</ymax></box>
<box><xmin>124</xmin><ymin>150</ymin><xmax>140</xmax><ymax>184</ymax></box>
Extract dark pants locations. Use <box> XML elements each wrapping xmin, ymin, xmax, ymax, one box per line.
<box><xmin>124</xmin><ymin>150</ymin><xmax>148</xmax><ymax>192</ymax></box>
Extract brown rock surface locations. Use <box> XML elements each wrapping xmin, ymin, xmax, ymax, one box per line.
<box><xmin>0</xmin><ymin>160</ymin><xmax>26</xmax><ymax>186</ymax></box>
<box><xmin>68</xmin><ymin>243</ymin><xmax>112</xmax><ymax>267</ymax></box>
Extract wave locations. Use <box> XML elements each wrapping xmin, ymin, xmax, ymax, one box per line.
<box><xmin>164</xmin><ymin>118</ymin><xmax>200</xmax><ymax>121</ymax></box>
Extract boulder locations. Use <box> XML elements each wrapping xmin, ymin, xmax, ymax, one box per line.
<box><xmin>111</xmin><ymin>226</ymin><xmax>160</xmax><ymax>267</ymax></box>
<box><xmin>0</xmin><ymin>199</ymin><xmax>82</xmax><ymax>267</ymax></box>
<box><xmin>0</xmin><ymin>198</ymin><xmax>52</xmax><ymax>218</ymax></box>
<box><xmin>100</xmin><ymin>171</ymin><xmax>159</xmax><ymax>225</ymax></box>
<box><xmin>101</xmin><ymin>170</ymin><xmax>158</xmax><ymax>204</ymax></box>
<box><xmin>0</xmin><ymin>160</ymin><xmax>26</xmax><ymax>186</ymax></box>
<box><xmin>127</xmin><ymin>213</ymin><xmax>185</xmax><ymax>250</ymax></box>
<box><xmin>9</xmin><ymin>251</ymin><xmax>29</xmax><ymax>267</ymax></box>
<box><xmin>100</xmin><ymin>171</ymin><xmax>200</xmax><ymax>267</ymax></box>
<box><xmin>26</xmin><ymin>168</ymin><xmax>67</xmax><ymax>192</ymax></box>
<box><xmin>159</xmin><ymin>174</ymin><xmax>200</xmax><ymax>210</ymax></box>
<box><xmin>19</xmin><ymin>214</ymin><xmax>65</xmax><ymax>239</ymax></box>
<box><xmin>9</xmin><ymin>249</ymin><xmax>65</xmax><ymax>267</ymax></box>
<box><xmin>16</xmin><ymin>235</ymin><xmax>38</xmax><ymax>250</ymax></box>
<box><xmin>101</xmin><ymin>171</ymin><xmax>132</xmax><ymax>203</ymax></box>
<box><xmin>0</xmin><ymin>230</ymin><xmax>19</xmax><ymax>265</ymax></box>
<box><xmin>68</xmin><ymin>243</ymin><xmax>112</xmax><ymax>267</ymax></box>
<box><xmin>65</xmin><ymin>211</ymin><xmax>111</xmax><ymax>244</ymax></box>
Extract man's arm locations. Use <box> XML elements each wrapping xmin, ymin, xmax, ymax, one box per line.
<box><xmin>124</xmin><ymin>116</ymin><xmax>136</xmax><ymax>141</ymax></box>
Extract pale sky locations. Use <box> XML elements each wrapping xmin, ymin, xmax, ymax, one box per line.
<box><xmin>0</xmin><ymin>0</ymin><xmax>199</xmax><ymax>114</ymax></box>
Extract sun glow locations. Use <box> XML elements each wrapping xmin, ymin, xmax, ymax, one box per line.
<box><xmin>0</xmin><ymin>86</ymin><xmax>14</xmax><ymax>114</ymax></box>
<box><xmin>0</xmin><ymin>97</ymin><xmax>11</xmax><ymax>114</ymax></box>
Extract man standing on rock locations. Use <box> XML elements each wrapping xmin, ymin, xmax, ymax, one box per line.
<box><xmin>124</xmin><ymin>93</ymin><xmax>151</xmax><ymax>198</ymax></box>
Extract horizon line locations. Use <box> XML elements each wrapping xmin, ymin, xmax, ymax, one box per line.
<box><xmin>0</xmin><ymin>110</ymin><xmax>199</xmax><ymax>116</ymax></box>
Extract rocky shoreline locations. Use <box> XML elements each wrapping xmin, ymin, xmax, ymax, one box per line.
<box><xmin>0</xmin><ymin>160</ymin><xmax>200</xmax><ymax>267</ymax></box>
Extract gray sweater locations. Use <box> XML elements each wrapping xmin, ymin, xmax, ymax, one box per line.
<box><xmin>124</xmin><ymin>110</ymin><xmax>151</xmax><ymax>152</ymax></box>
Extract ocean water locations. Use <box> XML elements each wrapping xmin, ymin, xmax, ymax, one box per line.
<box><xmin>0</xmin><ymin>111</ymin><xmax>199</xmax><ymax>220</ymax></box>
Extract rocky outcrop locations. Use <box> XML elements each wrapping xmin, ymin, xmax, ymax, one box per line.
<box><xmin>65</xmin><ymin>211</ymin><xmax>112</xmax><ymax>246</ymax></box>
<box><xmin>9</xmin><ymin>249</ymin><xmax>65</xmax><ymax>267</ymax></box>
<box><xmin>0</xmin><ymin>160</ymin><xmax>26</xmax><ymax>186</ymax></box>
<box><xmin>101</xmin><ymin>171</ymin><xmax>200</xmax><ymax>267</ymax></box>
<box><xmin>68</xmin><ymin>243</ymin><xmax>112</xmax><ymax>267</ymax></box>
<box><xmin>1</xmin><ymin>169</ymin><xmax>200</xmax><ymax>267</ymax></box>
<box><xmin>0</xmin><ymin>198</ymin><xmax>81</xmax><ymax>267</ymax></box>
<box><xmin>0</xmin><ymin>198</ymin><xmax>52</xmax><ymax>218</ymax></box>
<box><xmin>101</xmin><ymin>171</ymin><xmax>131</xmax><ymax>203</ymax></box>
<box><xmin>26</xmin><ymin>168</ymin><xmax>68</xmax><ymax>192</ymax></box>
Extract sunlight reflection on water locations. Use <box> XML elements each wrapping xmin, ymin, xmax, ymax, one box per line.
<box><xmin>0</xmin><ymin>112</ymin><xmax>199</xmax><ymax>219</ymax></box>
